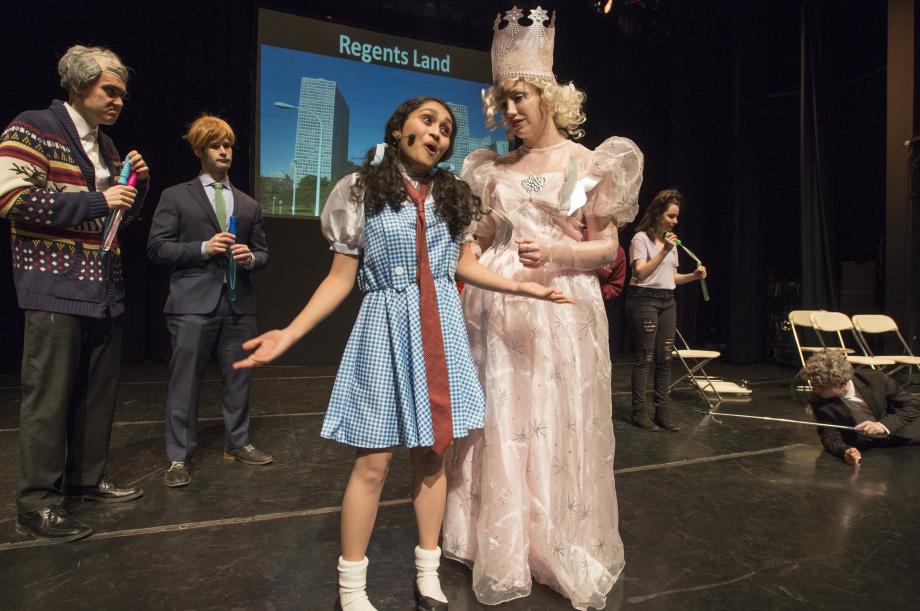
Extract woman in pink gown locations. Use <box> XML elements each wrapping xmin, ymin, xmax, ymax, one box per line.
<box><xmin>444</xmin><ymin>6</ymin><xmax>643</xmax><ymax>610</ymax></box>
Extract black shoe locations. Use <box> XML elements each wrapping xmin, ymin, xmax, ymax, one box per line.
<box><xmin>654</xmin><ymin>409</ymin><xmax>681</xmax><ymax>432</ymax></box>
<box><xmin>223</xmin><ymin>443</ymin><xmax>273</xmax><ymax>465</ymax></box>
<box><xmin>73</xmin><ymin>474</ymin><xmax>144</xmax><ymax>503</ymax></box>
<box><xmin>16</xmin><ymin>505</ymin><xmax>93</xmax><ymax>542</ymax></box>
<box><xmin>415</xmin><ymin>585</ymin><xmax>448</xmax><ymax>611</ymax></box>
<box><xmin>165</xmin><ymin>461</ymin><xmax>191</xmax><ymax>487</ymax></box>
<box><xmin>630</xmin><ymin>412</ymin><xmax>660</xmax><ymax>430</ymax></box>
<box><xmin>654</xmin><ymin>416</ymin><xmax>681</xmax><ymax>432</ymax></box>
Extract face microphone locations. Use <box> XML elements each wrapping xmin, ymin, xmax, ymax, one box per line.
<box><xmin>406</xmin><ymin>134</ymin><xmax>416</xmax><ymax>146</ymax></box>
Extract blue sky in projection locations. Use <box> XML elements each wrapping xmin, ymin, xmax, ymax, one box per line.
<box><xmin>259</xmin><ymin>45</ymin><xmax>495</xmax><ymax>176</ymax></box>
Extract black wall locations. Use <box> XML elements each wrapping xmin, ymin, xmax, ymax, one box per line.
<box><xmin>0</xmin><ymin>0</ymin><xmax>893</xmax><ymax>372</ymax></box>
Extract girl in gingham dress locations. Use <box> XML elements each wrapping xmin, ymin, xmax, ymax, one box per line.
<box><xmin>234</xmin><ymin>97</ymin><xmax>571</xmax><ymax>611</ymax></box>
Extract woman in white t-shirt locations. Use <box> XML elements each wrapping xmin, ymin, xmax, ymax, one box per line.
<box><xmin>626</xmin><ymin>189</ymin><xmax>707</xmax><ymax>431</ymax></box>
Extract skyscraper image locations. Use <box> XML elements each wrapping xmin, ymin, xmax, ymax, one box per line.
<box><xmin>444</xmin><ymin>102</ymin><xmax>471</xmax><ymax>173</ymax></box>
<box><xmin>491</xmin><ymin>139</ymin><xmax>510</xmax><ymax>156</ymax></box>
<box><xmin>469</xmin><ymin>134</ymin><xmax>510</xmax><ymax>157</ymax></box>
<box><xmin>294</xmin><ymin>78</ymin><xmax>350</xmax><ymax>187</ymax></box>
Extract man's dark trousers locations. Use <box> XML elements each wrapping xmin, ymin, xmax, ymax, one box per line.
<box><xmin>165</xmin><ymin>288</ymin><xmax>256</xmax><ymax>461</ymax></box>
<box><xmin>18</xmin><ymin>311</ymin><xmax>122</xmax><ymax>513</ymax></box>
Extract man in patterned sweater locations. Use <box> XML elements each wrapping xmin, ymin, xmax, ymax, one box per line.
<box><xmin>0</xmin><ymin>45</ymin><xmax>150</xmax><ymax>542</ymax></box>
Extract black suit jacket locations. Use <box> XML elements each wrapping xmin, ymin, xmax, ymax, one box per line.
<box><xmin>147</xmin><ymin>178</ymin><xmax>268</xmax><ymax>314</ymax></box>
<box><xmin>808</xmin><ymin>370</ymin><xmax>920</xmax><ymax>457</ymax></box>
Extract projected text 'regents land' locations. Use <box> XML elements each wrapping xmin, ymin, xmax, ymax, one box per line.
<box><xmin>338</xmin><ymin>35</ymin><xmax>451</xmax><ymax>73</ymax></box>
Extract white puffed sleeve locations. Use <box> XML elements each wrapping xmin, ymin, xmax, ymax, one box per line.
<box><xmin>583</xmin><ymin>136</ymin><xmax>644</xmax><ymax>228</ymax></box>
<box><xmin>459</xmin><ymin>148</ymin><xmax>500</xmax><ymax>242</ymax></box>
<box><xmin>320</xmin><ymin>173</ymin><xmax>365</xmax><ymax>255</ymax></box>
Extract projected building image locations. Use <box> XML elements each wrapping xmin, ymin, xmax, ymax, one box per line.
<box><xmin>258</xmin><ymin>44</ymin><xmax>507</xmax><ymax>218</ymax></box>
<box><xmin>292</xmin><ymin>78</ymin><xmax>349</xmax><ymax>216</ymax></box>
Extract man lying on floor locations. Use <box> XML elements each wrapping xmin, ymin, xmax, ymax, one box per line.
<box><xmin>804</xmin><ymin>350</ymin><xmax>920</xmax><ymax>465</ymax></box>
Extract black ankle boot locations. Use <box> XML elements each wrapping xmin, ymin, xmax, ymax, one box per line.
<box><xmin>631</xmin><ymin>411</ymin><xmax>659</xmax><ymax>430</ymax></box>
<box><xmin>654</xmin><ymin>409</ymin><xmax>681</xmax><ymax>432</ymax></box>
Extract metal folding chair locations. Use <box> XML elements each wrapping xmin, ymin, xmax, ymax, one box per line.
<box><xmin>788</xmin><ymin>310</ymin><xmax>823</xmax><ymax>365</ymax></box>
<box><xmin>787</xmin><ymin>310</ymin><xmax>827</xmax><ymax>390</ymax></box>
<box><xmin>809</xmin><ymin>311</ymin><xmax>896</xmax><ymax>369</ymax></box>
<box><xmin>670</xmin><ymin>328</ymin><xmax>723</xmax><ymax>409</ymax></box>
<box><xmin>851</xmin><ymin>314</ymin><xmax>920</xmax><ymax>387</ymax></box>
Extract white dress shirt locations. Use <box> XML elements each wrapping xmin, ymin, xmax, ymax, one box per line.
<box><xmin>64</xmin><ymin>102</ymin><xmax>111</xmax><ymax>192</ymax></box>
<box><xmin>843</xmin><ymin>379</ymin><xmax>889</xmax><ymax>435</ymax></box>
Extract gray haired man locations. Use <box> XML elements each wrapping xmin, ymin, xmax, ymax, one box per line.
<box><xmin>0</xmin><ymin>45</ymin><xmax>149</xmax><ymax>542</ymax></box>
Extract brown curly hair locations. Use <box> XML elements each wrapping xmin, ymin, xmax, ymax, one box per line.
<box><xmin>351</xmin><ymin>97</ymin><xmax>482</xmax><ymax>239</ymax></box>
<box><xmin>803</xmin><ymin>350</ymin><xmax>853</xmax><ymax>389</ymax></box>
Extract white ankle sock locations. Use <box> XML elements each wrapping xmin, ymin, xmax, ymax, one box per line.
<box><xmin>337</xmin><ymin>556</ymin><xmax>377</xmax><ymax>610</ymax></box>
<box><xmin>414</xmin><ymin>545</ymin><xmax>448</xmax><ymax>603</ymax></box>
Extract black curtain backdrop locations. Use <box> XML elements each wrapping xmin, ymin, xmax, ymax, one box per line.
<box><xmin>799</xmin><ymin>0</ymin><xmax>838</xmax><ymax>311</ymax></box>
<box><xmin>909</xmin><ymin>136</ymin><xmax>920</xmax><ymax>349</ymax></box>
<box><xmin>0</xmin><ymin>0</ymin><xmax>894</xmax><ymax>372</ymax></box>
<box><xmin>663</xmin><ymin>1</ymin><xmax>732</xmax><ymax>351</ymax></box>
<box><xmin>727</xmin><ymin>2</ymin><xmax>767</xmax><ymax>363</ymax></box>
<box><xmin>912</xmin><ymin>1</ymin><xmax>920</xmax><ymax>350</ymax></box>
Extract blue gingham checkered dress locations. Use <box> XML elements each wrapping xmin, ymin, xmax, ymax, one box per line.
<box><xmin>319</xmin><ymin>176</ymin><xmax>485</xmax><ymax>449</ymax></box>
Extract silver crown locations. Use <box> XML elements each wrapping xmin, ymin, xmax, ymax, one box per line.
<box><xmin>491</xmin><ymin>6</ymin><xmax>556</xmax><ymax>84</ymax></box>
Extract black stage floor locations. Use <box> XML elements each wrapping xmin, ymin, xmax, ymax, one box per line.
<box><xmin>1</xmin><ymin>360</ymin><xmax>918</xmax><ymax>610</ymax></box>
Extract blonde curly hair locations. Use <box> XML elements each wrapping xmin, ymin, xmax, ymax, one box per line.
<box><xmin>803</xmin><ymin>350</ymin><xmax>854</xmax><ymax>389</ymax></box>
<box><xmin>483</xmin><ymin>77</ymin><xmax>586</xmax><ymax>140</ymax></box>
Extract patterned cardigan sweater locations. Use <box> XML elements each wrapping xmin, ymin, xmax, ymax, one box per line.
<box><xmin>0</xmin><ymin>100</ymin><xmax>148</xmax><ymax>318</ymax></box>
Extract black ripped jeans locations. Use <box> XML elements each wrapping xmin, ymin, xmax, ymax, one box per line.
<box><xmin>626</xmin><ymin>287</ymin><xmax>677</xmax><ymax>416</ymax></box>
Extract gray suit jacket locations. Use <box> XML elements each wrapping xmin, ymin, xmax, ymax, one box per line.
<box><xmin>147</xmin><ymin>178</ymin><xmax>268</xmax><ymax>314</ymax></box>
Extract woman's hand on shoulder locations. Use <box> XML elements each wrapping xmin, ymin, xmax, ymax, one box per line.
<box><xmin>515</xmin><ymin>281</ymin><xmax>575</xmax><ymax>304</ymax></box>
<box><xmin>233</xmin><ymin>328</ymin><xmax>298</xmax><ymax>369</ymax></box>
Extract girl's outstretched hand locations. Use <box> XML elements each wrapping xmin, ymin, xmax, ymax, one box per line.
<box><xmin>516</xmin><ymin>281</ymin><xmax>575</xmax><ymax>304</ymax></box>
<box><xmin>233</xmin><ymin>328</ymin><xmax>297</xmax><ymax>369</ymax></box>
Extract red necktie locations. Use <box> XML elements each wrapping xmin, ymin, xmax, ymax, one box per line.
<box><xmin>403</xmin><ymin>177</ymin><xmax>453</xmax><ymax>455</ymax></box>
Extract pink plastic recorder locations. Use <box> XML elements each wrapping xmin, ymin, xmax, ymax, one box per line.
<box><xmin>100</xmin><ymin>172</ymin><xmax>138</xmax><ymax>252</ymax></box>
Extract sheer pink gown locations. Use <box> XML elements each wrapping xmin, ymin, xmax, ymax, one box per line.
<box><xmin>444</xmin><ymin>137</ymin><xmax>643</xmax><ymax>610</ymax></box>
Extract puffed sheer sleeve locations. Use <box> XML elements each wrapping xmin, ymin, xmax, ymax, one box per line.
<box><xmin>320</xmin><ymin>173</ymin><xmax>365</xmax><ymax>255</ymax></box>
<box><xmin>459</xmin><ymin>148</ymin><xmax>499</xmax><ymax>243</ymax></box>
<box><xmin>541</xmin><ymin>138</ymin><xmax>642</xmax><ymax>271</ymax></box>
<box><xmin>546</xmin><ymin>220</ymin><xmax>620</xmax><ymax>270</ymax></box>
<box><xmin>583</xmin><ymin>136</ymin><xmax>644</xmax><ymax>228</ymax></box>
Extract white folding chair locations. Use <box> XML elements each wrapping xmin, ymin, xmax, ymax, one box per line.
<box><xmin>787</xmin><ymin>310</ymin><xmax>825</xmax><ymax>367</ymax></box>
<box><xmin>851</xmin><ymin>314</ymin><xmax>920</xmax><ymax>386</ymax></box>
<box><xmin>670</xmin><ymin>328</ymin><xmax>724</xmax><ymax>409</ymax></box>
<box><xmin>809</xmin><ymin>311</ymin><xmax>896</xmax><ymax>369</ymax></box>
<box><xmin>787</xmin><ymin>310</ymin><xmax>830</xmax><ymax>389</ymax></box>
